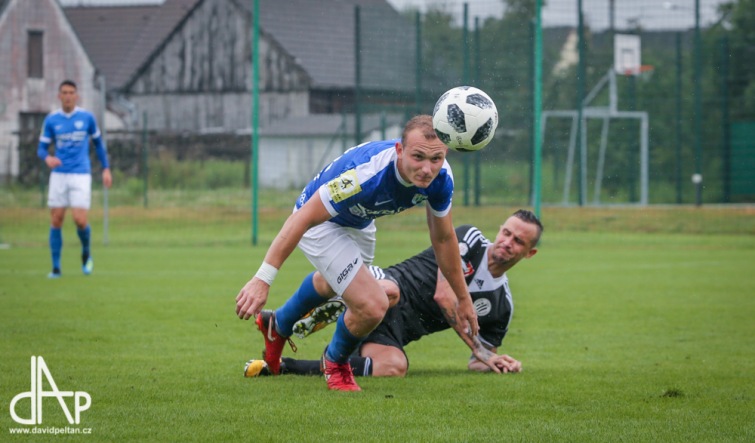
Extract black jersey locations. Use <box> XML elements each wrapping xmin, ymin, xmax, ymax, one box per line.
<box><xmin>375</xmin><ymin>225</ymin><xmax>512</xmax><ymax>350</ymax></box>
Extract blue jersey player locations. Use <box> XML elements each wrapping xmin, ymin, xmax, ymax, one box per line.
<box><xmin>235</xmin><ymin>115</ymin><xmax>479</xmax><ymax>391</ymax></box>
<box><xmin>38</xmin><ymin>80</ymin><xmax>112</xmax><ymax>278</ymax></box>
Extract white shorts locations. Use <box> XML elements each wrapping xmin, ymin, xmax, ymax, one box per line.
<box><xmin>48</xmin><ymin>172</ymin><xmax>91</xmax><ymax>209</ymax></box>
<box><xmin>298</xmin><ymin>220</ymin><xmax>377</xmax><ymax>296</ymax></box>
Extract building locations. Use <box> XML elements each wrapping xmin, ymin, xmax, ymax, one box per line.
<box><xmin>0</xmin><ymin>0</ymin><xmax>104</xmax><ymax>183</ymax></box>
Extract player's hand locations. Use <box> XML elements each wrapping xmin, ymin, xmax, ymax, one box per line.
<box><xmin>102</xmin><ymin>168</ymin><xmax>112</xmax><ymax>188</ymax></box>
<box><xmin>457</xmin><ymin>297</ymin><xmax>479</xmax><ymax>337</ymax></box>
<box><xmin>235</xmin><ymin>277</ymin><xmax>270</xmax><ymax>320</ymax></box>
<box><xmin>494</xmin><ymin>354</ymin><xmax>522</xmax><ymax>373</ymax></box>
<box><xmin>45</xmin><ymin>156</ymin><xmax>62</xmax><ymax>169</ymax></box>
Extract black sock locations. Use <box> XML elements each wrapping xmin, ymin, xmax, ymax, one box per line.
<box><xmin>280</xmin><ymin>356</ymin><xmax>373</xmax><ymax>376</ymax></box>
<box><xmin>348</xmin><ymin>356</ymin><xmax>373</xmax><ymax>377</ymax></box>
<box><xmin>280</xmin><ymin>357</ymin><xmax>321</xmax><ymax>375</ymax></box>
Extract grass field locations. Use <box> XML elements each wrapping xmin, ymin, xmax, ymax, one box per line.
<box><xmin>1</xmin><ymin>203</ymin><xmax>754</xmax><ymax>441</ymax></box>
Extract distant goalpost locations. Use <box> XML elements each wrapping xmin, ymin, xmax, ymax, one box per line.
<box><xmin>541</xmin><ymin>33</ymin><xmax>650</xmax><ymax>205</ymax></box>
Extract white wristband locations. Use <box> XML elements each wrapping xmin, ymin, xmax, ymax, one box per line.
<box><xmin>255</xmin><ymin>262</ymin><xmax>278</xmax><ymax>286</ymax></box>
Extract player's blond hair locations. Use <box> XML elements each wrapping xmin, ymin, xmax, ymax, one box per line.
<box><xmin>402</xmin><ymin>115</ymin><xmax>438</xmax><ymax>145</ymax></box>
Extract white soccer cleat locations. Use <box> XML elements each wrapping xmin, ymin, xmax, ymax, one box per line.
<box><xmin>292</xmin><ymin>297</ymin><xmax>346</xmax><ymax>339</ymax></box>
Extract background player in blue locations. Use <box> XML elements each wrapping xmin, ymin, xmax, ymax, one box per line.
<box><xmin>243</xmin><ymin>210</ymin><xmax>543</xmax><ymax>378</ymax></box>
<box><xmin>38</xmin><ymin>80</ymin><xmax>112</xmax><ymax>278</ymax></box>
<box><xmin>235</xmin><ymin>115</ymin><xmax>479</xmax><ymax>391</ymax></box>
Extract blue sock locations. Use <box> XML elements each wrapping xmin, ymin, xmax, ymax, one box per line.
<box><xmin>274</xmin><ymin>272</ymin><xmax>326</xmax><ymax>336</ymax></box>
<box><xmin>77</xmin><ymin>225</ymin><xmax>91</xmax><ymax>259</ymax></box>
<box><xmin>49</xmin><ymin>227</ymin><xmax>62</xmax><ymax>271</ymax></box>
<box><xmin>326</xmin><ymin>315</ymin><xmax>363</xmax><ymax>364</ymax></box>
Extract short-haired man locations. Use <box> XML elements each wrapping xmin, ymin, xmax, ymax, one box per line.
<box><xmin>38</xmin><ymin>80</ymin><xmax>112</xmax><ymax>278</ymax></box>
<box><xmin>235</xmin><ymin>115</ymin><xmax>480</xmax><ymax>391</ymax></box>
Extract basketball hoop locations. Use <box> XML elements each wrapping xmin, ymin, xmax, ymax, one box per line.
<box><xmin>622</xmin><ymin>64</ymin><xmax>655</xmax><ymax>81</ymax></box>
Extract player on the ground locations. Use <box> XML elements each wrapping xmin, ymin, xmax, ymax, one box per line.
<box><xmin>235</xmin><ymin>115</ymin><xmax>479</xmax><ymax>391</ymax></box>
<box><xmin>243</xmin><ymin>210</ymin><xmax>542</xmax><ymax>377</ymax></box>
<box><xmin>38</xmin><ymin>80</ymin><xmax>112</xmax><ymax>278</ymax></box>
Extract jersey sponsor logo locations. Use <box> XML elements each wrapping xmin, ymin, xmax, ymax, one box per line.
<box><xmin>326</xmin><ymin>169</ymin><xmax>361</xmax><ymax>203</ymax></box>
<box><xmin>349</xmin><ymin>203</ymin><xmax>406</xmax><ymax>219</ymax></box>
<box><xmin>336</xmin><ymin>258</ymin><xmax>359</xmax><ymax>285</ymax></box>
<box><xmin>55</xmin><ymin>132</ymin><xmax>88</xmax><ymax>143</ymax></box>
<box><xmin>473</xmin><ymin>298</ymin><xmax>492</xmax><ymax>316</ymax></box>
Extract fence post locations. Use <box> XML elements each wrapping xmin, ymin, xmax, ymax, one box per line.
<box><xmin>693</xmin><ymin>0</ymin><xmax>703</xmax><ymax>206</ymax></box>
<box><xmin>720</xmin><ymin>36</ymin><xmax>730</xmax><ymax>203</ymax></box>
<box><xmin>142</xmin><ymin>112</ymin><xmax>148</xmax><ymax>208</ymax></box>
<box><xmin>675</xmin><ymin>32</ymin><xmax>683</xmax><ymax>204</ymax></box>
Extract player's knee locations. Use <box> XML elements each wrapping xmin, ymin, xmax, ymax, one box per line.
<box><xmin>50</xmin><ymin>212</ymin><xmax>65</xmax><ymax>228</ymax></box>
<box><xmin>312</xmin><ymin>271</ymin><xmax>335</xmax><ymax>297</ymax></box>
<box><xmin>356</xmin><ymin>294</ymin><xmax>389</xmax><ymax>328</ymax></box>
<box><xmin>72</xmin><ymin>215</ymin><xmax>87</xmax><ymax>229</ymax></box>
<box><xmin>363</xmin><ymin>300</ymin><xmax>389</xmax><ymax>327</ymax></box>
<box><xmin>377</xmin><ymin>356</ymin><xmax>408</xmax><ymax>377</ymax></box>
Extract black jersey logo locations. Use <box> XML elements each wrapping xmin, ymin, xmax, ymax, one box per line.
<box><xmin>473</xmin><ymin>298</ymin><xmax>492</xmax><ymax>316</ymax></box>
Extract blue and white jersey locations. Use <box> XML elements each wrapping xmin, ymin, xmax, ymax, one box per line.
<box><xmin>296</xmin><ymin>139</ymin><xmax>454</xmax><ymax>229</ymax></box>
<box><xmin>38</xmin><ymin>107</ymin><xmax>108</xmax><ymax>174</ymax></box>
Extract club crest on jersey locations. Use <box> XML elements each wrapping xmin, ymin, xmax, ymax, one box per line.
<box><xmin>474</xmin><ymin>298</ymin><xmax>492</xmax><ymax>316</ymax></box>
<box><xmin>327</xmin><ymin>169</ymin><xmax>361</xmax><ymax>203</ymax></box>
<box><xmin>74</xmin><ymin>120</ymin><xmax>84</xmax><ymax>130</ymax></box>
<box><xmin>411</xmin><ymin>194</ymin><xmax>427</xmax><ymax>205</ymax></box>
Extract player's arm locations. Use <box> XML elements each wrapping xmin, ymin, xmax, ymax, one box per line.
<box><xmin>38</xmin><ymin>118</ymin><xmax>61</xmax><ymax>169</ymax></box>
<box><xmin>434</xmin><ymin>274</ymin><xmax>521</xmax><ymax>373</ymax></box>
<box><xmin>89</xmin><ymin>116</ymin><xmax>112</xmax><ymax>188</ymax></box>
<box><xmin>433</xmin><ymin>270</ymin><xmax>502</xmax><ymax>374</ymax></box>
<box><xmin>426</xmin><ymin>207</ymin><xmax>479</xmax><ymax>336</ymax></box>
<box><xmin>235</xmin><ymin>196</ymin><xmax>332</xmax><ymax>320</ymax></box>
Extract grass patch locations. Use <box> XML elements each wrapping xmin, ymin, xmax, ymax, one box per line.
<box><xmin>1</xmin><ymin>202</ymin><xmax>753</xmax><ymax>441</ymax></box>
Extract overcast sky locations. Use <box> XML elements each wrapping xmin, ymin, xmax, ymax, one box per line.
<box><xmin>385</xmin><ymin>0</ymin><xmax>727</xmax><ymax>30</ymax></box>
<box><xmin>59</xmin><ymin>0</ymin><xmax>728</xmax><ymax>31</ymax></box>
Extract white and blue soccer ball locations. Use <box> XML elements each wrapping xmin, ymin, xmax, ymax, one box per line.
<box><xmin>432</xmin><ymin>86</ymin><xmax>498</xmax><ymax>152</ymax></box>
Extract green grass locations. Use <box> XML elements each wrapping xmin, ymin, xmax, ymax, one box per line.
<box><xmin>1</xmin><ymin>204</ymin><xmax>754</xmax><ymax>441</ymax></box>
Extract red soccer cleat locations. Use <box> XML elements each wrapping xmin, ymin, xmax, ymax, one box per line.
<box><xmin>321</xmin><ymin>353</ymin><xmax>361</xmax><ymax>392</ymax></box>
<box><xmin>255</xmin><ymin>310</ymin><xmax>295</xmax><ymax>375</ymax></box>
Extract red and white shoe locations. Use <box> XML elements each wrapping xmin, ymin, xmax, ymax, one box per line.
<box><xmin>255</xmin><ymin>310</ymin><xmax>296</xmax><ymax>375</ymax></box>
<box><xmin>321</xmin><ymin>353</ymin><xmax>361</xmax><ymax>392</ymax></box>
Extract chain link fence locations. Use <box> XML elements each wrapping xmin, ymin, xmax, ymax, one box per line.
<box><xmin>5</xmin><ymin>0</ymin><xmax>754</xmax><ymax>212</ymax></box>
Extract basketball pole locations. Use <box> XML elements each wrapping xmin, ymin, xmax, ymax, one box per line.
<box><xmin>99</xmin><ymin>75</ymin><xmax>109</xmax><ymax>246</ymax></box>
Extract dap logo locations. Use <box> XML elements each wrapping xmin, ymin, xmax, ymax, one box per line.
<box><xmin>9</xmin><ymin>356</ymin><xmax>91</xmax><ymax>425</ymax></box>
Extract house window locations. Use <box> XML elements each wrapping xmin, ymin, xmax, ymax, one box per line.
<box><xmin>28</xmin><ymin>30</ymin><xmax>43</xmax><ymax>79</ymax></box>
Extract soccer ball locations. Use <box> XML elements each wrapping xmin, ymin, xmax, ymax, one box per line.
<box><xmin>432</xmin><ymin>86</ymin><xmax>498</xmax><ymax>152</ymax></box>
